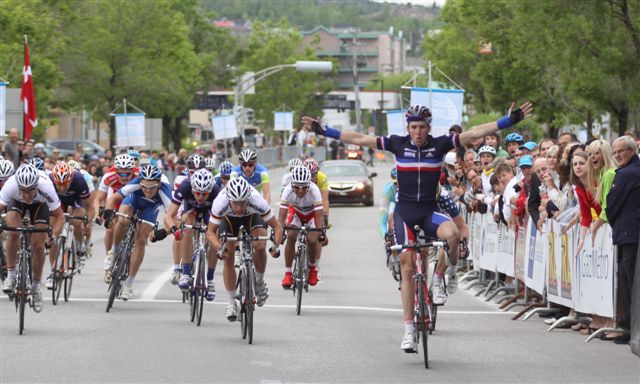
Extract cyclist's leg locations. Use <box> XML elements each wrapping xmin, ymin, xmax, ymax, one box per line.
<box><xmin>179</xmin><ymin>209</ymin><xmax>196</xmax><ymax>280</ymax></box>
<box><xmin>112</xmin><ymin>202</ymin><xmax>134</xmax><ymax>247</ymax></box>
<box><xmin>48</xmin><ymin>205</ymin><xmax>68</xmax><ymax>269</ymax></box>
<box><xmin>428</xmin><ymin>213</ymin><xmax>459</xmax><ymax>275</ymax></box>
<box><xmin>128</xmin><ymin>203</ymin><xmax>160</xmax><ymax>281</ymax></box>
<box><xmin>171</xmin><ymin>203</ymin><xmax>185</xmax><ymax>280</ymax></box>
<box><xmin>393</xmin><ymin>203</ymin><xmax>418</xmax><ymax>322</ymax></box>
<box><xmin>31</xmin><ymin>203</ymin><xmax>51</xmax><ymax>285</ymax></box>
<box><xmin>219</xmin><ymin>217</ymin><xmax>238</xmax><ymax>294</ymax></box>
<box><xmin>2</xmin><ymin>204</ymin><xmax>23</xmax><ymax>290</ymax></box>
<box><xmin>72</xmin><ymin>205</ymin><xmax>87</xmax><ymax>250</ymax></box>
<box><xmin>249</xmin><ymin>214</ymin><xmax>268</xmax><ymax>276</ymax></box>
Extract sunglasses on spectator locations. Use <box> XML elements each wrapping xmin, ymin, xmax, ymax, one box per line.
<box><xmin>241</xmin><ymin>162</ymin><xmax>255</xmax><ymax>168</ymax></box>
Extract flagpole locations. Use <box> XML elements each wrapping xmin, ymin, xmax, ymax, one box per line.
<box><xmin>23</xmin><ymin>35</ymin><xmax>27</xmax><ymax>137</ymax></box>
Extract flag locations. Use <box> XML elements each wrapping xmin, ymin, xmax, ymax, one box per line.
<box><xmin>20</xmin><ymin>35</ymin><xmax>37</xmax><ymax>140</ymax></box>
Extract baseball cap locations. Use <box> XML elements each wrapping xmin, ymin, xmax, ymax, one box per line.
<box><xmin>444</xmin><ymin>152</ymin><xmax>457</xmax><ymax>166</ymax></box>
<box><xmin>519</xmin><ymin>141</ymin><xmax>537</xmax><ymax>151</ymax></box>
<box><xmin>519</xmin><ymin>155</ymin><xmax>534</xmax><ymax>168</ymax></box>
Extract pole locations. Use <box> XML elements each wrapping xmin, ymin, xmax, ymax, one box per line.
<box><xmin>123</xmin><ymin>98</ymin><xmax>129</xmax><ymax>149</ymax></box>
<box><xmin>428</xmin><ymin>61</ymin><xmax>433</xmax><ymax>112</ymax></box>
<box><xmin>352</xmin><ymin>31</ymin><xmax>362</xmax><ymax>133</ymax></box>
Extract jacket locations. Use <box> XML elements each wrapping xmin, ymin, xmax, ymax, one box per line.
<box><xmin>605</xmin><ymin>155</ymin><xmax>640</xmax><ymax>245</ymax></box>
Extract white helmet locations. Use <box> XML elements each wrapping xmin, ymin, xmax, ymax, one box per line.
<box><xmin>478</xmin><ymin>145</ymin><xmax>497</xmax><ymax>157</ymax></box>
<box><xmin>114</xmin><ymin>154</ymin><xmax>135</xmax><ymax>169</ymax></box>
<box><xmin>191</xmin><ymin>169</ymin><xmax>214</xmax><ymax>193</ymax></box>
<box><xmin>444</xmin><ymin>152</ymin><xmax>457</xmax><ymax>166</ymax></box>
<box><xmin>290</xmin><ymin>166</ymin><xmax>311</xmax><ymax>186</ymax></box>
<box><xmin>205</xmin><ymin>157</ymin><xmax>216</xmax><ymax>170</ymax></box>
<box><xmin>238</xmin><ymin>149</ymin><xmax>258</xmax><ymax>163</ymax></box>
<box><xmin>288</xmin><ymin>158</ymin><xmax>303</xmax><ymax>170</ymax></box>
<box><xmin>226</xmin><ymin>177</ymin><xmax>252</xmax><ymax>202</ymax></box>
<box><xmin>0</xmin><ymin>159</ymin><xmax>15</xmax><ymax>180</ymax></box>
<box><xmin>15</xmin><ymin>164</ymin><xmax>40</xmax><ymax>189</ymax></box>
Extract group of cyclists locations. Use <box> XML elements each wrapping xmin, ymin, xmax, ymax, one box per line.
<box><xmin>0</xmin><ymin>100</ymin><xmax>533</xmax><ymax>354</ymax></box>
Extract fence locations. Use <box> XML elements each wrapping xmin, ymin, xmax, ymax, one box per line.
<box><xmin>463</xmin><ymin>208</ymin><xmax>626</xmax><ymax>342</ymax></box>
<box><xmin>256</xmin><ymin>145</ymin><xmax>327</xmax><ymax>168</ymax></box>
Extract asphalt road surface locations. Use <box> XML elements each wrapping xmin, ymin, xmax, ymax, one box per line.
<box><xmin>1</xmin><ymin>162</ymin><xmax>638</xmax><ymax>383</ymax></box>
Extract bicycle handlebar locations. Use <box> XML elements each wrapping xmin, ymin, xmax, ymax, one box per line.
<box><xmin>390</xmin><ymin>240</ymin><xmax>446</xmax><ymax>252</ymax></box>
<box><xmin>282</xmin><ymin>225</ymin><xmax>326</xmax><ymax>232</ymax></box>
<box><xmin>0</xmin><ymin>224</ymin><xmax>51</xmax><ymax>234</ymax></box>
<box><xmin>64</xmin><ymin>213</ymin><xmax>88</xmax><ymax>223</ymax></box>
<box><xmin>181</xmin><ymin>223</ymin><xmax>207</xmax><ymax>231</ymax></box>
<box><xmin>115</xmin><ymin>212</ymin><xmax>156</xmax><ymax>227</ymax></box>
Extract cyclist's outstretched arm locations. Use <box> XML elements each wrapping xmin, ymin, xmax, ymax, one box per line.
<box><xmin>459</xmin><ymin>101</ymin><xmax>533</xmax><ymax>147</ymax></box>
<box><xmin>301</xmin><ymin>116</ymin><xmax>377</xmax><ymax>149</ymax></box>
<box><xmin>261</xmin><ymin>182</ymin><xmax>271</xmax><ymax>204</ymax></box>
<box><xmin>105</xmin><ymin>192</ymin><xmax>124</xmax><ymax>211</ymax></box>
<box><xmin>277</xmin><ymin>206</ymin><xmax>288</xmax><ymax>227</ymax></box>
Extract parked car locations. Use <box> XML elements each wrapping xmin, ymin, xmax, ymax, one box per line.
<box><xmin>345</xmin><ymin>144</ymin><xmax>363</xmax><ymax>160</ymax></box>
<box><xmin>320</xmin><ymin>160</ymin><xmax>376</xmax><ymax>206</ymax></box>
<box><xmin>47</xmin><ymin>140</ymin><xmax>106</xmax><ymax>159</ymax></box>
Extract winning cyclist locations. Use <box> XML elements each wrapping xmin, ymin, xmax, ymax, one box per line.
<box><xmin>0</xmin><ymin>165</ymin><xmax>65</xmax><ymax>312</ymax></box>
<box><xmin>279</xmin><ymin>166</ymin><xmax>326</xmax><ymax>288</ymax></box>
<box><xmin>206</xmin><ymin>177</ymin><xmax>283</xmax><ymax>322</ymax></box>
<box><xmin>214</xmin><ymin>161</ymin><xmax>233</xmax><ymax>189</ymax></box>
<box><xmin>302</xmin><ymin>100</ymin><xmax>533</xmax><ymax>351</ymax></box>
<box><xmin>231</xmin><ymin>149</ymin><xmax>271</xmax><ymax>203</ymax></box>
<box><xmin>103</xmin><ymin>164</ymin><xmax>173</xmax><ymax>300</ymax></box>
<box><xmin>164</xmin><ymin>169</ymin><xmax>221</xmax><ymax>300</ymax></box>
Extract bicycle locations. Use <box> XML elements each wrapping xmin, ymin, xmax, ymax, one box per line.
<box><xmin>384</xmin><ymin>232</ymin><xmax>401</xmax><ymax>286</ymax></box>
<box><xmin>181</xmin><ymin>219</ymin><xmax>209</xmax><ymax>326</ymax></box>
<box><xmin>391</xmin><ymin>236</ymin><xmax>446</xmax><ymax>369</ymax></box>
<box><xmin>283</xmin><ymin>224</ymin><xmax>325</xmax><ymax>316</ymax></box>
<box><xmin>105</xmin><ymin>212</ymin><xmax>156</xmax><ymax>313</ymax></box>
<box><xmin>218</xmin><ymin>226</ymin><xmax>277</xmax><ymax>344</ymax></box>
<box><xmin>51</xmin><ymin>214</ymin><xmax>87</xmax><ymax>305</ymax></box>
<box><xmin>0</xmin><ymin>214</ymin><xmax>6</xmax><ymax>282</ymax></box>
<box><xmin>1</xmin><ymin>218</ymin><xmax>51</xmax><ymax>335</ymax></box>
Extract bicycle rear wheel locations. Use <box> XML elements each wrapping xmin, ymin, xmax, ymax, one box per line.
<box><xmin>52</xmin><ymin>239</ymin><xmax>65</xmax><ymax>305</ymax></box>
<box><xmin>294</xmin><ymin>253</ymin><xmax>303</xmax><ymax>316</ymax></box>
<box><xmin>196</xmin><ymin>251</ymin><xmax>206</xmax><ymax>326</ymax></box>
<box><xmin>64</xmin><ymin>246</ymin><xmax>75</xmax><ymax>302</ymax></box>
<box><xmin>417</xmin><ymin>275</ymin><xmax>429</xmax><ymax>369</ymax></box>
<box><xmin>18</xmin><ymin>255</ymin><xmax>28</xmax><ymax>335</ymax></box>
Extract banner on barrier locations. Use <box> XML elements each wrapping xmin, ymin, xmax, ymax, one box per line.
<box><xmin>547</xmin><ymin>220</ymin><xmax>574</xmax><ymax>307</ymax></box>
<box><xmin>574</xmin><ymin>225</ymin><xmax>614</xmax><ymax>317</ymax></box>
<box><xmin>515</xmin><ymin>225</ymin><xmax>527</xmax><ymax>281</ymax></box>
<box><xmin>496</xmin><ymin>224</ymin><xmax>516</xmax><ymax>277</ymax></box>
<box><xmin>524</xmin><ymin>221</ymin><xmax>547</xmax><ymax>295</ymax></box>
<box><xmin>479</xmin><ymin>219</ymin><xmax>498</xmax><ymax>271</ymax></box>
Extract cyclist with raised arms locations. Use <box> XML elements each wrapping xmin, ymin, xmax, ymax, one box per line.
<box><xmin>279</xmin><ymin>166</ymin><xmax>326</xmax><ymax>288</ymax></box>
<box><xmin>214</xmin><ymin>161</ymin><xmax>233</xmax><ymax>189</ymax></box>
<box><xmin>102</xmin><ymin>164</ymin><xmax>173</xmax><ymax>300</ymax></box>
<box><xmin>303</xmin><ymin>100</ymin><xmax>532</xmax><ymax>351</ymax></box>
<box><xmin>47</xmin><ymin>163</ymin><xmax>93</xmax><ymax>285</ymax></box>
<box><xmin>231</xmin><ymin>149</ymin><xmax>271</xmax><ymax>203</ymax></box>
<box><xmin>206</xmin><ymin>177</ymin><xmax>283</xmax><ymax>322</ymax></box>
<box><xmin>0</xmin><ymin>164</ymin><xmax>65</xmax><ymax>312</ymax></box>
<box><xmin>165</xmin><ymin>169</ymin><xmax>221</xmax><ymax>300</ymax></box>
<box><xmin>95</xmin><ymin>154</ymin><xmax>137</xmax><ymax>282</ymax></box>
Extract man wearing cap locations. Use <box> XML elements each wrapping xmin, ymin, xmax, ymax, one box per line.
<box><xmin>519</xmin><ymin>141</ymin><xmax>537</xmax><ymax>156</ymax></box>
<box><xmin>513</xmin><ymin>155</ymin><xmax>534</xmax><ymax>226</ymax></box>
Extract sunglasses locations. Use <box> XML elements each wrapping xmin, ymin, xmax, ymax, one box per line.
<box><xmin>140</xmin><ymin>183</ymin><xmax>159</xmax><ymax>190</ymax></box>
<box><xmin>292</xmin><ymin>185</ymin><xmax>309</xmax><ymax>191</ymax></box>
<box><xmin>19</xmin><ymin>187</ymin><xmax>37</xmax><ymax>194</ymax></box>
<box><xmin>241</xmin><ymin>162</ymin><xmax>255</xmax><ymax>168</ymax></box>
<box><xmin>117</xmin><ymin>172</ymin><xmax>132</xmax><ymax>178</ymax></box>
<box><xmin>221</xmin><ymin>175</ymin><xmax>230</xmax><ymax>180</ymax></box>
<box><xmin>193</xmin><ymin>191</ymin><xmax>209</xmax><ymax>197</ymax></box>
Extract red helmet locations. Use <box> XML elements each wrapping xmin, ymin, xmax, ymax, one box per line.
<box><xmin>52</xmin><ymin>162</ymin><xmax>74</xmax><ymax>185</ymax></box>
<box><xmin>303</xmin><ymin>158</ymin><xmax>319</xmax><ymax>175</ymax></box>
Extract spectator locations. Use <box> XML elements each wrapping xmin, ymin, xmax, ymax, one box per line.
<box><xmin>16</xmin><ymin>139</ymin><xmax>25</xmax><ymax>163</ymax></box>
<box><xmin>519</xmin><ymin>141</ymin><xmax>537</xmax><ymax>157</ymax></box>
<box><xmin>539</xmin><ymin>138</ymin><xmax>557</xmax><ymax>158</ymax></box>
<box><xmin>513</xmin><ymin>155</ymin><xmax>534</xmax><ymax>227</ymax></box>
<box><xmin>504</xmin><ymin>133</ymin><xmax>525</xmax><ymax>157</ymax></box>
<box><xmin>3</xmin><ymin>128</ymin><xmax>20</xmax><ymax>167</ymax></box>
<box><xmin>483</xmin><ymin>132</ymin><xmax>509</xmax><ymax>157</ymax></box>
<box><xmin>23</xmin><ymin>139</ymin><xmax>35</xmax><ymax>159</ymax></box>
<box><xmin>588</xmin><ymin>140</ymin><xmax>617</xmax><ymax>238</ymax></box>
<box><xmin>463</xmin><ymin>168</ymin><xmax>488</xmax><ymax>214</ymax></box>
<box><xmin>530</xmin><ymin>157</ymin><xmax>552</xmax><ymax>231</ymax></box>
<box><xmin>604</xmin><ymin>136</ymin><xmax>640</xmax><ymax>344</ymax></box>
<box><xmin>558</xmin><ymin>132</ymin><xmax>579</xmax><ymax>146</ymax></box>
<box><xmin>33</xmin><ymin>143</ymin><xmax>46</xmax><ymax>159</ymax></box>
<box><xmin>496</xmin><ymin>162</ymin><xmax>518</xmax><ymax>227</ymax></box>
<box><xmin>478</xmin><ymin>146</ymin><xmax>497</xmax><ymax>196</ymax></box>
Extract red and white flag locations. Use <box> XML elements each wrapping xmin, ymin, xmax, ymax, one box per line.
<box><xmin>20</xmin><ymin>35</ymin><xmax>37</xmax><ymax>140</ymax></box>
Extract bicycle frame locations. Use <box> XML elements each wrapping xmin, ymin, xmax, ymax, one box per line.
<box><xmin>182</xmin><ymin>220</ymin><xmax>208</xmax><ymax>325</ymax></box>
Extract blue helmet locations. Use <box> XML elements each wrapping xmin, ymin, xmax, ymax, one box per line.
<box><xmin>29</xmin><ymin>157</ymin><xmax>45</xmax><ymax>171</ymax></box>
<box><xmin>218</xmin><ymin>161</ymin><xmax>233</xmax><ymax>176</ymax></box>
<box><xmin>127</xmin><ymin>149</ymin><xmax>141</xmax><ymax>160</ymax></box>
<box><xmin>139</xmin><ymin>164</ymin><xmax>162</xmax><ymax>180</ymax></box>
<box><xmin>390</xmin><ymin>167</ymin><xmax>397</xmax><ymax>181</ymax></box>
<box><xmin>504</xmin><ymin>133</ymin><xmax>524</xmax><ymax>144</ymax></box>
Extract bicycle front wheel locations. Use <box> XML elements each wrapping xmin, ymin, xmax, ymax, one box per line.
<box><xmin>429</xmin><ymin>290</ymin><xmax>438</xmax><ymax>334</ymax></box>
<box><xmin>293</xmin><ymin>254</ymin><xmax>303</xmax><ymax>316</ymax></box>
<box><xmin>238</xmin><ymin>268</ymin><xmax>247</xmax><ymax>340</ymax></box>
<box><xmin>64</xmin><ymin>246</ymin><xmax>75</xmax><ymax>302</ymax></box>
<box><xmin>196</xmin><ymin>251</ymin><xmax>206</xmax><ymax>326</ymax></box>
<box><xmin>18</xmin><ymin>255</ymin><xmax>28</xmax><ymax>335</ymax></box>
<box><xmin>417</xmin><ymin>275</ymin><xmax>429</xmax><ymax>369</ymax></box>
<box><xmin>106</xmin><ymin>249</ymin><xmax>126</xmax><ymax>312</ymax></box>
<box><xmin>245</xmin><ymin>266</ymin><xmax>255</xmax><ymax>345</ymax></box>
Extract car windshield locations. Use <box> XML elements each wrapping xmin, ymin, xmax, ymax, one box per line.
<box><xmin>321</xmin><ymin>164</ymin><xmax>367</xmax><ymax>178</ymax></box>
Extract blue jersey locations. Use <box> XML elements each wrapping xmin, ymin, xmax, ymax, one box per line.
<box><xmin>213</xmin><ymin>174</ymin><xmax>224</xmax><ymax>189</ymax></box>
<box><xmin>50</xmin><ymin>171</ymin><xmax>91</xmax><ymax>208</ymax></box>
<box><xmin>172</xmin><ymin>179</ymin><xmax>220</xmax><ymax>214</ymax></box>
<box><xmin>119</xmin><ymin>177</ymin><xmax>173</xmax><ymax>210</ymax></box>
<box><xmin>231</xmin><ymin>163</ymin><xmax>269</xmax><ymax>192</ymax></box>
<box><xmin>376</xmin><ymin>134</ymin><xmax>459</xmax><ymax>203</ymax></box>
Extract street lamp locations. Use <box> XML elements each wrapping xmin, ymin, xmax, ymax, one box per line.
<box><xmin>372</xmin><ymin>79</ymin><xmax>384</xmax><ymax>135</ymax></box>
<box><xmin>234</xmin><ymin>61</ymin><xmax>333</xmax><ymax>140</ymax></box>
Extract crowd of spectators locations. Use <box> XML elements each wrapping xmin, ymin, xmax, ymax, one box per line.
<box><xmin>442</xmin><ymin>126</ymin><xmax>640</xmax><ymax>346</ymax></box>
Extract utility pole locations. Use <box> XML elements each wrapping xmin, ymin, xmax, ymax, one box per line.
<box><xmin>352</xmin><ymin>31</ymin><xmax>362</xmax><ymax>133</ymax></box>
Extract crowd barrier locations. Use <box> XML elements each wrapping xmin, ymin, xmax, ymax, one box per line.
<box><xmin>462</xmin><ymin>207</ymin><xmax>627</xmax><ymax>343</ymax></box>
<box><xmin>256</xmin><ymin>145</ymin><xmax>327</xmax><ymax>168</ymax></box>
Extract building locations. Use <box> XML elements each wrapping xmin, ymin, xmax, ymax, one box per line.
<box><xmin>301</xmin><ymin>26</ymin><xmax>407</xmax><ymax>90</ymax></box>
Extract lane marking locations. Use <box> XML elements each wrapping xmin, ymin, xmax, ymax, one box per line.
<box><xmin>0</xmin><ymin>296</ymin><xmax>514</xmax><ymax>314</ymax></box>
<box><xmin>141</xmin><ymin>266</ymin><xmax>174</xmax><ymax>300</ymax></box>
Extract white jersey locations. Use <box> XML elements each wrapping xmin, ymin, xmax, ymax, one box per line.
<box><xmin>0</xmin><ymin>172</ymin><xmax>61</xmax><ymax>211</ymax></box>
<box><xmin>281</xmin><ymin>173</ymin><xmax>292</xmax><ymax>188</ymax></box>
<box><xmin>173</xmin><ymin>173</ymin><xmax>188</xmax><ymax>191</ymax></box>
<box><xmin>280</xmin><ymin>183</ymin><xmax>323</xmax><ymax>215</ymax></box>
<box><xmin>209</xmin><ymin>186</ymin><xmax>273</xmax><ymax>225</ymax></box>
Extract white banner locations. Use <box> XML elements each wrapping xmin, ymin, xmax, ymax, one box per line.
<box><xmin>479</xmin><ymin>219</ymin><xmax>498</xmax><ymax>271</ymax></box>
<box><xmin>211</xmin><ymin>114</ymin><xmax>238</xmax><ymax>140</ymax></box>
<box><xmin>115</xmin><ymin>113</ymin><xmax>146</xmax><ymax>148</ymax></box>
<box><xmin>472</xmin><ymin>213</ymin><xmax>484</xmax><ymax>271</ymax></box>
<box><xmin>574</xmin><ymin>225</ymin><xmax>615</xmax><ymax>317</ymax></box>
<box><xmin>385</xmin><ymin>110</ymin><xmax>405</xmax><ymax>137</ymax></box>
<box><xmin>496</xmin><ymin>224</ymin><xmax>516</xmax><ymax>277</ymax></box>
<box><xmin>274</xmin><ymin>111</ymin><xmax>293</xmax><ymax>132</ymax></box>
<box><xmin>0</xmin><ymin>82</ymin><xmax>6</xmax><ymax>137</ymax></box>
<box><xmin>547</xmin><ymin>220</ymin><xmax>574</xmax><ymax>307</ymax></box>
<box><xmin>524</xmin><ymin>220</ymin><xmax>547</xmax><ymax>295</ymax></box>
<box><xmin>410</xmin><ymin>88</ymin><xmax>464</xmax><ymax>138</ymax></box>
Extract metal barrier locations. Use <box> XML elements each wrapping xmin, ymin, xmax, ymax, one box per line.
<box><xmin>256</xmin><ymin>145</ymin><xmax>327</xmax><ymax>168</ymax></box>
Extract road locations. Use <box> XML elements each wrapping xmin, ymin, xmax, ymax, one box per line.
<box><xmin>1</xmin><ymin>162</ymin><xmax>638</xmax><ymax>384</ymax></box>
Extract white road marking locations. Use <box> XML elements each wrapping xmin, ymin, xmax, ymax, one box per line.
<box><xmin>0</xmin><ymin>296</ymin><xmax>514</xmax><ymax>314</ymax></box>
<box><xmin>141</xmin><ymin>266</ymin><xmax>174</xmax><ymax>300</ymax></box>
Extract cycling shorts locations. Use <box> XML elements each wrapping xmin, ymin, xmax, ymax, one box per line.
<box><xmin>286</xmin><ymin>209</ymin><xmax>318</xmax><ymax>229</ymax></box>
<box><xmin>393</xmin><ymin>200</ymin><xmax>451</xmax><ymax>245</ymax></box>
<box><xmin>181</xmin><ymin>205</ymin><xmax>210</xmax><ymax>225</ymax></box>
<box><xmin>218</xmin><ymin>214</ymin><xmax>266</xmax><ymax>237</ymax></box>
<box><xmin>61</xmin><ymin>201</ymin><xmax>83</xmax><ymax>213</ymax></box>
<box><xmin>7</xmin><ymin>200</ymin><xmax>50</xmax><ymax>225</ymax></box>
<box><xmin>121</xmin><ymin>195</ymin><xmax>161</xmax><ymax>224</ymax></box>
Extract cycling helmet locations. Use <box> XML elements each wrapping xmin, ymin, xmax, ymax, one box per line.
<box><xmin>405</xmin><ymin>105</ymin><xmax>432</xmax><ymax>124</ymax></box>
<box><xmin>114</xmin><ymin>154</ymin><xmax>135</xmax><ymax>170</ymax></box>
<box><xmin>127</xmin><ymin>149</ymin><xmax>141</xmax><ymax>160</ymax></box>
<box><xmin>139</xmin><ymin>157</ymin><xmax>150</xmax><ymax>166</ymax></box>
<box><xmin>205</xmin><ymin>157</ymin><xmax>216</xmax><ymax>170</ymax></box>
<box><xmin>15</xmin><ymin>164</ymin><xmax>40</xmax><ymax>189</ymax></box>
<box><xmin>218</xmin><ymin>161</ymin><xmax>233</xmax><ymax>176</ymax></box>
<box><xmin>191</xmin><ymin>168</ymin><xmax>214</xmax><ymax>193</ymax></box>
<box><xmin>139</xmin><ymin>164</ymin><xmax>162</xmax><ymax>180</ymax></box>
<box><xmin>186</xmin><ymin>154</ymin><xmax>205</xmax><ymax>170</ymax></box>
<box><xmin>288</xmin><ymin>158</ymin><xmax>303</xmax><ymax>170</ymax></box>
<box><xmin>390</xmin><ymin>167</ymin><xmax>397</xmax><ymax>181</ymax></box>
<box><xmin>226</xmin><ymin>177</ymin><xmax>252</xmax><ymax>202</ymax></box>
<box><xmin>29</xmin><ymin>157</ymin><xmax>45</xmax><ymax>171</ymax></box>
<box><xmin>478</xmin><ymin>145</ymin><xmax>497</xmax><ymax>157</ymax></box>
<box><xmin>67</xmin><ymin>159</ymin><xmax>81</xmax><ymax>171</ymax></box>
<box><xmin>290</xmin><ymin>166</ymin><xmax>311</xmax><ymax>186</ymax></box>
<box><xmin>303</xmin><ymin>158</ymin><xmax>319</xmax><ymax>175</ymax></box>
<box><xmin>504</xmin><ymin>133</ymin><xmax>524</xmax><ymax>144</ymax></box>
<box><xmin>52</xmin><ymin>162</ymin><xmax>74</xmax><ymax>185</ymax></box>
<box><xmin>0</xmin><ymin>159</ymin><xmax>15</xmax><ymax>180</ymax></box>
<box><xmin>238</xmin><ymin>149</ymin><xmax>258</xmax><ymax>163</ymax></box>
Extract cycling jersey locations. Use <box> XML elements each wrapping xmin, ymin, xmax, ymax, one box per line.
<box><xmin>119</xmin><ymin>177</ymin><xmax>173</xmax><ymax>223</ymax></box>
<box><xmin>209</xmin><ymin>187</ymin><xmax>273</xmax><ymax>225</ymax></box>
<box><xmin>99</xmin><ymin>170</ymin><xmax>137</xmax><ymax>193</ymax></box>
<box><xmin>171</xmin><ymin>179</ymin><xmax>221</xmax><ymax>224</ymax></box>
<box><xmin>376</xmin><ymin>134</ymin><xmax>459</xmax><ymax>203</ymax></box>
<box><xmin>173</xmin><ymin>170</ymin><xmax>189</xmax><ymax>191</ymax></box>
<box><xmin>0</xmin><ymin>172</ymin><xmax>61</xmax><ymax>212</ymax></box>
<box><xmin>50</xmin><ymin>171</ymin><xmax>91</xmax><ymax>210</ymax></box>
<box><xmin>379</xmin><ymin>181</ymin><xmax>397</xmax><ymax>238</ymax></box>
<box><xmin>280</xmin><ymin>183</ymin><xmax>323</xmax><ymax>216</ymax></box>
<box><xmin>79</xmin><ymin>169</ymin><xmax>95</xmax><ymax>193</ymax></box>
<box><xmin>314</xmin><ymin>171</ymin><xmax>329</xmax><ymax>191</ymax></box>
<box><xmin>231</xmin><ymin>163</ymin><xmax>270</xmax><ymax>192</ymax></box>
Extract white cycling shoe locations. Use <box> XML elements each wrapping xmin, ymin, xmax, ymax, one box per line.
<box><xmin>401</xmin><ymin>330</ymin><xmax>416</xmax><ymax>352</ymax></box>
<box><xmin>120</xmin><ymin>285</ymin><xmax>133</xmax><ymax>301</ymax></box>
<box><xmin>432</xmin><ymin>278</ymin><xmax>448</xmax><ymax>305</ymax></box>
<box><xmin>445</xmin><ymin>265</ymin><xmax>458</xmax><ymax>294</ymax></box>
<box><xmin>225</xmin><ymin>302</ymin><xmax>238</xmax><ymax>322</ymax></box>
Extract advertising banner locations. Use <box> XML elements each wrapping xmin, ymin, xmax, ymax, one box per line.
<box><xmin>573</xmin><ymin>225</ymin><xmax>614</xmax><ymax>317</ymax></box>
<box><xmin>211</xmin><ymin>114</ymin><xmax>238</xmax><ymax>140</ymax></box>
<box><xmin>496</xmin><ymin>224</ymin><xmax>516</xmax><ymax>277</ymax></box>
<box><xmin>385</xmin><ymin>110</ymin><xmax>405</xmax><ymax>136</ymax></box>
<box><xmin>115</xmin><ymin>113</ymin><xmax>146</xmax><ymax>148</ymax></box>
<box><xmin>274</xmin><ymin>111</ymin><xmax>293</xmax><ymax>132</ymax></box>
<box><xmin>410</xmin><ymin>88</ymin><xmax>464</xmax><ymax>137</ymax></box>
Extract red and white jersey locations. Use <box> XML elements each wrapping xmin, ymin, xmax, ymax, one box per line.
<box><xmin>280</xmin><ymin>183</ymin><xmax>323</xmax><ymax>216</ymax></box>
<box><xmin>98</xmin><ymin>171</ymin><xmax>136</xmax><ymax>193</ymax></box>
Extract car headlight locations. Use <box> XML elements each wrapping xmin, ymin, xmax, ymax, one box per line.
<box><xmin>356</xmin><ymin>182</ymin><xmax>365</xmax><ymax>189</ymax></box>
